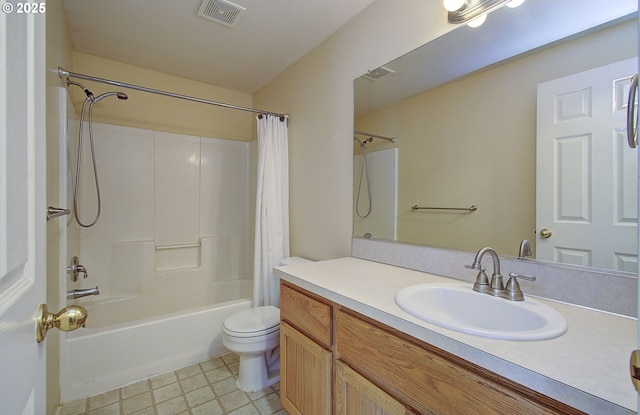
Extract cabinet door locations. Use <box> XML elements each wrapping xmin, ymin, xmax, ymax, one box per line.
<box><xmin>336</xmin><ymin>361</ymin><xmax>415</xmax><ymax>415</ymax></box>
<box><xmin>280</xmin><ymin>321</ymin><xmax>332</xmax><ymax>415</ymax></box>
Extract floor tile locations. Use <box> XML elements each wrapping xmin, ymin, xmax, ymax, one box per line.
<box><xmin>179</xmin><ymin>372</ymin><xmax>208</xmax><ymax>393</ymax></box>
<box><xmin>155</xmin><ymin>395</ymin><xmax>187</xmax><ymax>415</ymax></box>
<box><xmin>57</xmin><ymin>353</ymin><xmax>287</xmax><ymax>415</ymax></box>
<box><xmin>88</xmin><ymin>389</ymin><xmax>120</xmax><ymax>410</ymax></box>
<box><xmin>150</xmin><ymin>372</ymin><xmax>178</xmax><ymax>389</ymax></box>
<box><xmin>176</xmin><ymin>363</ymin><xmax>202</xmax><ymax>379</ymax></box>
<box><xmin>88</xmin><ymin>401</ymin><xmax>120</xmax><ymax>415</ymax></box>
<box><xmin>122</xmin><ymin>380</ymin><xmax>150</xmax><ymax>399</ymax></box>
<box><xmin>153</xmin><ymin>382</ymin><xmax>182</xmax><ymax>403</ymax></box>
<box><xmin>122</xmin><ymin>391</ymin><xmax>152</xmax><ymax>415</ymax></box>
<box><xmin>185</xmin><ymin>385</ymin><xmax>216</xmax><ymax>408</ymax></box>
<box><xmin>219</xmin><ymin>389</ymin><xmax>250</xmax><ymax>412</ymax></box>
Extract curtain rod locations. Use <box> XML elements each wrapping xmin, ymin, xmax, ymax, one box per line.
<box><xmin>354</xmin><ymin>130</ymin><xmax>396</xmax><ymax>143</ymax></box>
<box><xmin>58</xmin><ymin>67</ymin><xmax>288</xmax><ymax>120</ymax></box>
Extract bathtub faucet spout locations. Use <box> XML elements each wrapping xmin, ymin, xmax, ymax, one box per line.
<box><xmin>67</xmin><ymin>286</ymin><xmax>100</xmax><ymax>299</ymax></box>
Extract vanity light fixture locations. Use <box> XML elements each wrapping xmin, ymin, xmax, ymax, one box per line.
<box><xmin>445</xmin><ymin>0</ymin><xmax>525</xmax><ymax>28</ymax></box>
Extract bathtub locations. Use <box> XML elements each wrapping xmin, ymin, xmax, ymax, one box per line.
<box><xmin>59</xmin><ymin>279</ymin><xmax>252</xmax><ymax>402</ymax></box>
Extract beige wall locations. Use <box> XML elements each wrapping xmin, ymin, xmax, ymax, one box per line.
<box><xmin>254</xmin><ymin>0</ymin><xmax>454</xmax><ymax>260</ymax></box>
<box><xmin>70</xmin><ymin>53</ymin><xmax>254</xmax><ymax>141</ymax></box>
<box><xmin>45</xmin><ymin>2</ymin><xmax>74</xmax><ymax>413</ymax></box>
<box><xmin>355</xmin><ymin>20</ymin><xmax>637</xmax><ymax>256</ymax></box>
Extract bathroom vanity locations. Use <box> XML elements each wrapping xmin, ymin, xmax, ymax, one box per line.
<box><xmin>275</xmin><ymin>257</ymin><xmax>637</xmax><ymax>415</ymax></box>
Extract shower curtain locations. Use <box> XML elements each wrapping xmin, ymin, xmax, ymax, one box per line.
<box><xmin>253</xmin><ymin>115</ymin><xmax>289</xmax><ymax>307</ymax></box>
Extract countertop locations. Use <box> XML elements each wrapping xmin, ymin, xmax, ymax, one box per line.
<box><xmin>274</xmin><ymin>257</ymin><xmax>638</xmax><ymax>415</ymax></box>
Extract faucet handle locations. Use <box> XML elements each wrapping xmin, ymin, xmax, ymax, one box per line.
<box><xmin>504</xmin><ymin>273</ymin><xmax>536</xmax><ymax>301</ymax></box>
<box><xmin>465</xmin><ymin>263</ymin><xmax>483</xmax><ymax>271</ymax></box>
<box><xmin>508</xmin><ymin>272</ymin><xmax>536</xmax><ymax>282</ymax></box>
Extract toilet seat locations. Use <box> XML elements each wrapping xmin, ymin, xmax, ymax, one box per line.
<box><xmin>222</xmin><ymin>305</ymin><xmax>280</xmax><ymax>338</ymax></box>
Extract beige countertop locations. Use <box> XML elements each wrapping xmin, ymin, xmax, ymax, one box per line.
<box><xmin>274</xmin><ymin>257</ymin><xmax>638</xmax><ymax>415</ymax></box>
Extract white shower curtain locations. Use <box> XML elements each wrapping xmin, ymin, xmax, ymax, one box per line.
<box><xmin>253</xmin><ymin>115</ymin><xmax>289</xmax><ymax>307</ymax></box>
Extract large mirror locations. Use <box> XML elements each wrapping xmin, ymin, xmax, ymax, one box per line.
<box><xmin>354</xmin><ymin>0</ymin><xmax>638</xmax><ymax>274</ymax></box>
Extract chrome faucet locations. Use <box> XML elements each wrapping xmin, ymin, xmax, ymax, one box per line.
<box><xmin>67</xmin><ymin>286</ymin><xmax>99</xmax><ymax>299</ymax></box>
<box><xmin>465</xmin><ymin>247</ymin><xmax>535</xmax><ymax>301</ymax></box>
<box><xmin>518</xmin><ymin>239</ymin><xmax>532</xmax><ymax>259</ymax></box>
<box><xmin>466</xmin><ymin>246</ymin><xmax>504</xmax><ymax>294</ymax></box>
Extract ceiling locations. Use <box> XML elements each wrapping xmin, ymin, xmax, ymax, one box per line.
<box><xmin>61</xmin><ymin>0</ymin><xmax>377</xmax><ymax>94</ymax></box>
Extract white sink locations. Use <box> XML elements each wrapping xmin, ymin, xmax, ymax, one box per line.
<box><xmin>395</xmin><ymin>283</ymin><xmax>567</xmax><ymax>341</ymax></box>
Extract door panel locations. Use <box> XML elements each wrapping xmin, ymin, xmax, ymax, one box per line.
<box><xmin>537</xmin><ymin>58</ymin><xmax>638</xmax><ymax>270</ymax></box>
<box><xmin>0</xmin><ymin>4</ymin><xmax>47</xmax><ymax>414</ymax></box>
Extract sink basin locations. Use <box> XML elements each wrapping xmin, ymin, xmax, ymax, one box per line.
<box><xmin>395</xmin><ymin>283</ymin><xmax>567</xmax><ymax>341</ymax></box>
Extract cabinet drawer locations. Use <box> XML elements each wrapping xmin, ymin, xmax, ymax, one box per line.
<box><xmin>336</xmin><ymin>309</ymin><xmax>584</xmax><ymax>415</ymax></box>
<box><xmin>280</xmin><ymin>282</ymin><xmax>332</xmax><ymax>348</ymax></box>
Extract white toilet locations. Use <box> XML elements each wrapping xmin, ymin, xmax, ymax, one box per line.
<box><xmin>222</xmin><ymin>256</ymin><xmax>312</xmax><ymax>392</ymax></box>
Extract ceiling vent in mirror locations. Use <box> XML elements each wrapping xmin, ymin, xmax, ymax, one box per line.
<box><xmin>363</xmin><ymin>66</ymin><xmax>396</xmax><ymax>81</ymax></box>
<box><xmin>197</xmin><ymin>0</ymin><xmax>247</xmax><ymax>28</ymax></box>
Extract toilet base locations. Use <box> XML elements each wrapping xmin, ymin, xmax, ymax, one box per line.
<box><xmin>236</xmin><ymin>351</ymin><xmax>280</xmax><ymax>392</ymax></box>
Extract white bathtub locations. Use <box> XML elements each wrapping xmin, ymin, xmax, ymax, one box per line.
<box><xmin>59</xmin><ymin>280</ymin><xmax>252</xmax><ymax>402</ymax></box>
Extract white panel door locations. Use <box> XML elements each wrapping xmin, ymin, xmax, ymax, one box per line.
<box><xmin>537</xmin><ymin>58</ymin><xmax>638</xmax><ymax>271</ymax></box>
<box><xmin>0</xmin><ymin>4</ymin><xmax>47</xmax><ymax>414</ymax></box>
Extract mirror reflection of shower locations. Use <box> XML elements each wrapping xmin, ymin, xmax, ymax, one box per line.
<box><xmin>354</xmin><ymin>136</ymin><xmax>373</xmax><ymax>218</ymax></box>
<box><xmin>66</xmin><ymin>79</ymin><xmax>128</xmax><ymax>227</ymax></box>
<box><xmin>353</xmin><ymin>130</ymin><xmax>398</xmax><ymax>240</ymax></box>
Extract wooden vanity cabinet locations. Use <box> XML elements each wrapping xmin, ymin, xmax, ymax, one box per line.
<box><xmin>336</xmin><ymin>309</ymin><xmax>585</xmax><ymax>415</ymax></box>
<box><xmin>335</xmin><ymin>360</ymin><xmax>418</xmax><ymax>415</ymax></box>
<box><xmin>280</xmin><ymin>283</ymin><xmax>333</xmax><ymax>415</ymax></box>
<box><xmin>280</xmin><ymin>281</ymin><xmax>585</xmax><ymax>415</ymax></box>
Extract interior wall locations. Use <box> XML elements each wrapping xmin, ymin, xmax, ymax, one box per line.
<box><xmin>354</xmin><ymin>20</ymin><xmax>637</xmax><ymax>256</ymax></box>
<box><xmin>45</xmin><ymin>2</ymin><xmax>74</xmax><ymax>413</ymax></box>
<box><xmin>253</xmin><ymin>0</ymin><xmax>454</xmax><ymax>260</ymax></box>
<box><xmin>70</xmin><ymin>52</ymin><xmax>254</xmax><ymax>141</ymax></box>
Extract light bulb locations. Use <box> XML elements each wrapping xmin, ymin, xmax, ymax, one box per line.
<box><xmin>443</xmin><ymin>0</ymin><xmax>466</xmax><ymax>12</ymax></box>
<box><xmin>467</xmin><ymin>13</ymin><xmax>487</xmax><ymax>28</ymax></box>
<box><xmin>506</xmin><ymin>0</ymin><xmax>525</xmax><ymax>7</ymax></box>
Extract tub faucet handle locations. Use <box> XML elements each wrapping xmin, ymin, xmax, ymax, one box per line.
<box><xmin>68</xmin><ymin>256</ymin><xmax>89</xmax><ymax>281</ymax></box>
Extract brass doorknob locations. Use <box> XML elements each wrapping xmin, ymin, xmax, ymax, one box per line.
<box><xmin>539</xmin><ymin>228</ymin><xmax>552</xmax><ymax>239</ymax></box>
<box><xmin>36</xmin><ymin>304</ymin><xmax>87</xmax><ymax>343</ymax></box>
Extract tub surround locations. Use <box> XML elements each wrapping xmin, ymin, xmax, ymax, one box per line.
<box><xmin>274</xmin><ymin>257</ymin><xmax>637</xmax><ymax>414</ymax></box>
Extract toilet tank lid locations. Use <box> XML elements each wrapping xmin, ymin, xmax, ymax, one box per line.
<box><xmin>280</xmin><ymin>256</ymin><xmax>313</xmax><ymax>266</ymax></box>
<box><xmin>223</xmin><ymin>305</ymin><xmax>280</xmax><ymax>334</ymax></box>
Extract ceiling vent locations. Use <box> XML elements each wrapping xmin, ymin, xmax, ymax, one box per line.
<box><xmin>363</xmin><ymin>66</ymin><xmax>396</xmax><ymax>81</ymax></box>
<box><xmin>197</xmin><ymin>0</ymin><xmax>246</xmax><ymax>28</ymax></box>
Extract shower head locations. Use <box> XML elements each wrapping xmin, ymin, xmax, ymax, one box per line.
<box><xmin>92</xmin><ymin>91</ymin><xmax>128</xmax><ymax>103</ymax></box>
<box><xmin>354</xmin><ymin>136</ymin><xmax>372</xmax><ymax>148</ymax></box>
<box><xmin>66</xmin><ymin>79</ymin><xmax>94</xmax><ymax>100</ymax></box>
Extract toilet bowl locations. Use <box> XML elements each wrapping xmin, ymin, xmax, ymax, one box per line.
<box><xmin>222</xmin><ymin>256</ymin><xmax>312</xmax><ymax>392</ymax></box>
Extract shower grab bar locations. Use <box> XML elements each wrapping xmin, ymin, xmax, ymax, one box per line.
<box><xmin>354</xmin><ymin>130</ymin><xmax>396</xmax><ymax>143</ymax></box>
<box><xmin>58</xmin><ymin>67</ymin><xmax>288</xmax><ymax>120</ymax></box>
<box><xmin>156</xmin><ymin>242</ymin><xmax>201</xmax><ymax>250</ymax></box>
<box><xmin>411</xmin><ymin>204</ymin><xmax>477</xmax><ymax>212</ymax></box>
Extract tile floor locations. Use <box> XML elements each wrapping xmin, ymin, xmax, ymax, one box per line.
<box><xmin>58</xmin><ymin>353</ymin><xmax>288</xmax><ymax>415</ymax></box>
